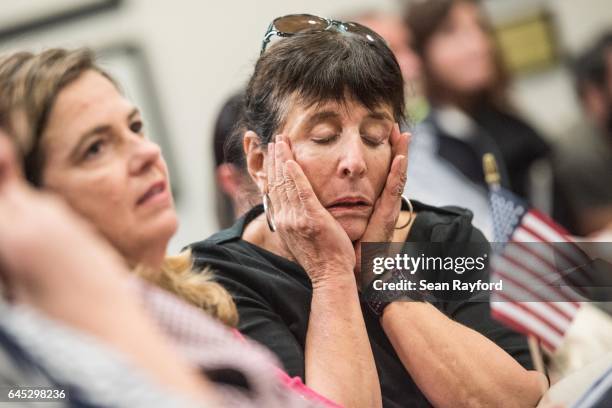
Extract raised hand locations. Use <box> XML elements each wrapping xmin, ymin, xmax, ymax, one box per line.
<box><xmin>354</xmin><ymin>123</ymin><xmax>410</xmax><ymax>287</ymax></box>
<box><xmin>0</xmin><ymin>131</ymin><xmax>128</xmax><ymax>304</ymax></box>
<box><xmin>266</xmin><ymin>134</ymin><xmax>356</xmax><ymax>285</ymax></box>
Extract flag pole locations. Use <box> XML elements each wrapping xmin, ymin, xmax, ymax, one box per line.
<box><xmin>482</xmin><ymin>153</ymin><xmax>547</xmax><ymax>376</ymax></box>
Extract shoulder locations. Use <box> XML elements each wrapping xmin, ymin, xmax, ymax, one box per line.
<box><xmin>410</xmin><ymin>200</ymin><xmax>488</xmax><ymax>244</ymax></box>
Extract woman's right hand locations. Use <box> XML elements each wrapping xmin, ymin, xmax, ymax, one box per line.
<box><xmin>0</xmin><ymin>131</ymin><xmax>128</xmax><ymax>304</ymax></box>
<box><xmin>266</xmin><ymin>135</ymin><xmax>356</xmax><ymax>286</ymax></box>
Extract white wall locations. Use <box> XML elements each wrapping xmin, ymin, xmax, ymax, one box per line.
<box><xmin>1</xmin><ymin>0</ymin><xmax>610</xmax><ymax>253</ymax></box>
<box><xmin>484</xmin><ymin>0</ymin><xmax>612</xmax><ymax>141</ymax></box>
<box><xmin>0</xmin><ymin>0</ymin><xmax>398</xmax><ymax>253</ymax></box>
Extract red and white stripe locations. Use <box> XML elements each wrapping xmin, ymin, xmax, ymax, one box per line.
<box><xmin>490</xmin><ymin>209</ymin><xmax>585</xmax><ymax>353</ymax></box>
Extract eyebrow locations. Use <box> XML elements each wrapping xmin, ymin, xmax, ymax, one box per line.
<box><xmin>305</xmin><ymin>109</ymin><xmax>393</xmax><ymax>126</ymax></box>
<box><xmin>306</xmin><ymin>110</ymin><xmax>340</xmax><ymax>125</ymax></box>
<box><xmin>69</xmin><ymin>107</ymin><xmax>140</xmax><ymax>160</ymax></box>
<box><xmin>367</xmin><ymin>111</ymin><xmax>394</xmax><ymax>122</ymax></box>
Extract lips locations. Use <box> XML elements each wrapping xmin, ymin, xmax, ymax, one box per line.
<box><xmin>326</xmin><ymin>196</ymin><xmax>373</xmax><ymax>209</ymax></box>
<box><xmin>137</xmin><ymin>180</ymin><xmax>166</xmax><ymax>206</ymax></box>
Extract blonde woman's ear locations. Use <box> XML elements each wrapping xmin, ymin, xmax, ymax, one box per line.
<box><xmin>243</xmin><ymin>131</ymin><xmax>266</xmax><ymax>193</ymax></box>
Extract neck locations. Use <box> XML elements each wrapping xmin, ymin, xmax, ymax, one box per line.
<box><xmin>126</xmin><ymin>243</ymin><xmax>167</xmax><ymax>271</ymax></box>
<box><xmin>242</xmin><ymin>213</ymin><xmax>296</xmax><ymax>263</ymax></box>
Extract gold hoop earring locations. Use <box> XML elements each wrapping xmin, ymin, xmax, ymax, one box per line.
<box><xmin>395</xmin><ymin>196</ymin><xmax>414</xmax><ymax>230</ymax></box>
<box><xmin>263</xmin><ymin>192</ymin><xmax>276</xmax><ymax>232</ymax></box>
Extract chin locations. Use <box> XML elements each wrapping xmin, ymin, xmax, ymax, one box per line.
<box><xmin>146</xmin><ymin>210</ymin><xmax>179</xmax><ymax>245</ymax></box>
<box><xmin>335</xmin><ymin>216</ymin><xmax>368</xmax><ymax>242</ymax></box>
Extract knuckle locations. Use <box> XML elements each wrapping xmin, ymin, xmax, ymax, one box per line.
<box><xmin>297</xmin><ymin>189</ymin><xmax>311</xmax><ymax>201</ymax></box>
<box><xmin>391</xmin><ymin>183</ymin><xmax>404</xmax><ymax>197</ymax></box>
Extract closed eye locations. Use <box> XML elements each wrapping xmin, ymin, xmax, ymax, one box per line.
<box><xmin>362</xmin><ymin>134</ymin><xmax>386</xmax><ymax>147</ymax></box>
<box><xmin>312</xmin><ymin>134</ymin><xmax>339</xmax><ymax>144</ymax></box>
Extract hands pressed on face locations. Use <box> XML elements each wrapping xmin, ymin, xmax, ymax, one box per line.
<box><xmin>355</xmin><ymin>124</ymin><xmax>410</xmax><ymax>288</ymax></box>
<box><xmin>266</xmin><ymin>134</ymin><xmax>356</xmax><ymax>284</ymax></box>
<box><xmin>265</xmin><ymin>124</ymin><xmax>410</xmax><ymax>287</ymax></box>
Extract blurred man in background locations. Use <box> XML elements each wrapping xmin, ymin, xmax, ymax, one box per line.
<box><xmin>556</xmin><ymin>31</ymin><xmax>612</xmax><ymax>237</ymax></box>
<box><xmin>212</xmin><ymin>92</ymin><xmax>259</xmax><ymax>228</ymax></box>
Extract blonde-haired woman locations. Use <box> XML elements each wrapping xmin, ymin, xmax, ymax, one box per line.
<box><xmin>0</xmin><ymin>49</ymin><xmax>237</xmax><ymax>325</ymax></box>
<box><xmin>0</xmin><ymin>48</ymin><xmax>335</xmax><ymax>407</ymax></box>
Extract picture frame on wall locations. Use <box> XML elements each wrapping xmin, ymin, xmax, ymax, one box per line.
<box><xmin>0</xmin><ymin>1</ymin><xmax>182</xmax><ymax>201</ymax></box>
<box><xmin>0</xmin><ymin>0</ymin><xmax>122</xmax><ymax>40</ymax></box>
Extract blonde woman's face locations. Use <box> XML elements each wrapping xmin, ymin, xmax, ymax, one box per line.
<box><xmin>41</xmin><ymin>70</ymin><xmax>177</xmax><ymax>267</ymax></box>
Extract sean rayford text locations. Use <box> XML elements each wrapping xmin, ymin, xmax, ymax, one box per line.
<box><xmin>372</xmin><ymin>278</ymin><xmax>504</xmax><ymax>293</ymax></box>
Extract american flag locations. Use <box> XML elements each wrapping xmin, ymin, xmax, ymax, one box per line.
<box><xmin>484</xmin><ymin>155</ymin><xmax>592</xmax><ymax>353</ymax></box>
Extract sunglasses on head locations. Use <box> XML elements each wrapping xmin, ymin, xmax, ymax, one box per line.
<box><xmin>260</xmin><ymin>13</ymin><xmax>385</xmax><ymax>55</ymax></box>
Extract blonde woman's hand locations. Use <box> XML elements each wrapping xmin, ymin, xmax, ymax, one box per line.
<box><xmin>354</xmin><ymin>124</ymin><xmax>410</xmax><ymax>288</ymax></box>
<box><xmin>266</xmin><ymin>135</ymin><xmax>356</xmax><ymax>286</ymax></box>
<box><xmin>0</xmin><ymin>132</ymin><xmax>128</xmax><ymax>304</ymax></box>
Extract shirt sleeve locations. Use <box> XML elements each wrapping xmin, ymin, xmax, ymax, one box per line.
<box><xmin>191</xmin><ymin>243</ymin><xmax>307</xmax><ymax>379</ymax></box>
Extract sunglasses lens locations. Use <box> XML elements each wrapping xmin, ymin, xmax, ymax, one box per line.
<box><xmin>274</xmin><ymin>14</ymin><xmax>328</xmax><ymax>34</ymax></box>
<box><xmin>344</xmin><ymin>22</ymin><xmax>383</xmax><ymax>43</ymax></box>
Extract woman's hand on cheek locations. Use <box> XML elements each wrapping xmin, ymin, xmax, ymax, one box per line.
<box><xmin>267</xmin><ymin>135</ymin><xmax>356</xmax><ymax>286</ymax></box>
<box><xmin>354</xmin><ymin>124</ymin><xmax>410</xmax><ymax>285</ymax></box>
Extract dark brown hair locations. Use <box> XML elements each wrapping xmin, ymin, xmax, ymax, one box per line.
<box><xmin>405</xmin><ymin>0</ymin><xmax>509</xmax><ymax>110</ymax></box>
<box><xmin>239</xmin><ymin>29</ymin><xmax>405</xmax><ymax>146</ymax></box>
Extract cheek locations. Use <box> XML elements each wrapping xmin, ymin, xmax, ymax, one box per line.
<box><xmin>46</xmin><ymin>168</ymin><xmax>130</xmax><ymax>230</ymax></box>
<box><xmin>367</xmin><ymin>147</ymin><xmax>392</xmax><ymax>196</ymax></box>
<box><xmin>290</xmin><ymin>142</ymin><xmax>335</xmax><ymax>197</ymax></box>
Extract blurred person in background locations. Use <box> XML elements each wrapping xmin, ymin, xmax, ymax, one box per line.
<box><xmin>353</xmin><ymin>7</ymin><xmax>496</xmax><ymax>238</ymax></box>
<box><xmin>405</xmin><ymin>0</ymin><xmax>572</xmax><ymax>229</ymax></box>
<box><xmin>190</xmin><ymin>15</ymin><xmax>546</xmax><ymax>408</ymax></box>
<box><xmin>556</xmin><ymin>31</ymin><xmax>612</xmax><ymax>237</ymax></box>
<box><xmin>0</xmin><ymin>48</ymin><xmax>336</xmax><ymax>407</ymax></box>
<box><xmin>350</xmin><ymin>10</ymin><xmax>426</xmax><ymax>122</ymax></box>
<box><xmin>213</xmin><ymin>91</ymin><xmax>260</xmax><ymax>228</ymax></box>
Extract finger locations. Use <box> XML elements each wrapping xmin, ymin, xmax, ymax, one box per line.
<box><xmin>362</xmin><ymin>154</ymin><xmax>407</xmax><ymax>241</ymax></box>
<box><xmin>285</xmin><ymin>160</ymin><xmax>324</xmax><ymax>216</ymax></box>
<box><xmin>266</xmin><ymin>140</ymin><xmax>275</xmax><ymax>192</ymax></box>
<box><xmin>279</xmin><ymin>138</ymin><xmax>303</xmax><ymax>213</ymax></box>
<box><xmin>390</xmin><ymin>124</ymin><xmax>410</xmax><ymax>161</ymax></box>
<box><xmin>274</xmin><ymin>135</ymin><xmax>291</xmax><ymax>207</ymax></box>
<box><xmin>266</xmin><ymin>139</ymin><xmax>283</xmax><ymax>211</ymax></box>
<box><xmin>283</xmin><ymin>161</ymin><xmax>302</xmax><ymax>210</ymax></box>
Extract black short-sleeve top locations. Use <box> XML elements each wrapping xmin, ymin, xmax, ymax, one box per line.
<box><xmin>189</xmin><ymin>201</ymin><xmax>533</xmax><ymax>408</ymax></box>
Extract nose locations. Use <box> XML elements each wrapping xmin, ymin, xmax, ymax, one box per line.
<box><xmin>128</xmin><ymin>137</ymin><xmax>162</xmax><ymax>176</ymax></box>
<box><xmin>338</xmin><ymin>134</ymin><xmax>367</xmax><ymax>179</ymax></box>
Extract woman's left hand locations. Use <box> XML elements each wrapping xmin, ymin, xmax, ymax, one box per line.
<box><xmin>354</xmin><ymin>123</ymin><xmax>410</xmax><ymax>287</ymax></box>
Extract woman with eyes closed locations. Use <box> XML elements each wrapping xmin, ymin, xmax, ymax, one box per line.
<box><xmin>0</xmin><ymin>48</ymin><xmax>341</xmax><ymax>407</ymax></box>
<box><xmin>188</xmin><ymin>14</ymin><xmax>549</xmax><ymax>408</ymax></box>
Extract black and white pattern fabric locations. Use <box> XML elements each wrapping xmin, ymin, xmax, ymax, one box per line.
<box><xmin>0</xmin><ymin>301</ymin><xmax>203</xmax><ymax>408</ymax></box>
